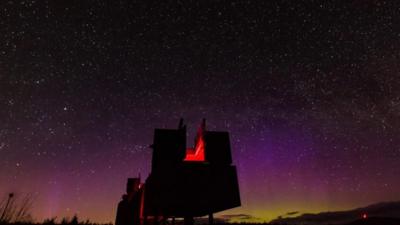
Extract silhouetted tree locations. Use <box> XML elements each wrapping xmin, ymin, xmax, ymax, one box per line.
<box><xmin>0</xmin><ymin>193</ymin><xmax>34</xmax><ymax>223</ymax></box>
<box><xmin>61</xmin><ymin>217</ymin><xmax>70</xmax><ymax>225</ymax></box>
<box><xmin>43</xmin><ymin>217</ymin><xmax>57</xmax><ymax>225</ymax></box>
<box><xmin>71</xmin><ymin>215</ymin><xmax>79</xmax><ymax>225</ymax></box>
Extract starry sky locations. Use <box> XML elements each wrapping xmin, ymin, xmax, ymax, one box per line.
<box><xmin>1</xmin><ymin>0</ymin><xmax>400</xmax><ymax>223</ymax></box>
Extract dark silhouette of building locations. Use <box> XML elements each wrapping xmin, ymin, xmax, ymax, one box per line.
<box><xmin>116</xmin><ymin>119</ymin><xmax>241</xmax><ymax>225</ymax></box>
<box><xmin>115</xmin><ymin>178</ymin><xmax>144</xmax><ymax>225</ymax></box>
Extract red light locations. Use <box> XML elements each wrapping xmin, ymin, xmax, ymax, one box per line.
<box><xmin>184</xmin><ymin>136</ymin><xmax>205</xmax><ymax>161</ymax></box>
<box><xmin>362</xmin><ymin>213</ymin><xmax>367</xmax><ymax>219</ymax></box>
<box><xmin>184</xmin><ymin>120</ymin><xmax>206</xmax><ymax>162</ymax></box>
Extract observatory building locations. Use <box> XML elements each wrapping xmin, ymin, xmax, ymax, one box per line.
<box><xmin>116</xmin><ymin>119</ymin><xmax>241</xmax><ymax>225</ymax></box>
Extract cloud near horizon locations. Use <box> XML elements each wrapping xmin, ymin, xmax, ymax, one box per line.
<box><xmin>285</xmin><ymin>211</ymin><xmax>300</xmax><ymax>216</ymax></box>
<box><xmin>220</xmin><ymin>213</ymin><xmax>263</xmax><ymax>222</ymax></box>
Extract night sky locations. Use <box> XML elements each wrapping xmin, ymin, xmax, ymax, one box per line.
<box><xmin>1</xmin><ymin>1</ymin><xmax>400</xmax><ymax>223</ymax></box>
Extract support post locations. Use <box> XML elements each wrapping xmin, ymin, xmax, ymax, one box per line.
<box><xmin>209</xmin><ymin>213</ymin><xmax>214</xmax><ymax>225</ymax></box>
<box><xmin>184</xmin><ymin>216</ymin><xmax>194</xmax><ymax>225</ymax></box>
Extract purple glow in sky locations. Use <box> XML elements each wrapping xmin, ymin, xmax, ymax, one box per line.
<box><xmin>1</xmin><ymin>1</ymin><xmax>400</xmax><ymax>223</ymax></box>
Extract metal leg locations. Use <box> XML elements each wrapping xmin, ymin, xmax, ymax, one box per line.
<box><xmin>184</xmin><ymin>216</ymin><xmax>194</xmax><ymax>225</ymax></box>
<box><xmin>209</xmin><ymin>213</ymin><xmax>214</xmax><ymax>225</ymax></box>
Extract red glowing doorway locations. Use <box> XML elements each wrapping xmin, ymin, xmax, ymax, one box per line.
<box><xmin>184</xmin><ymin>119</ymin><xmax>206</xmax><ymax>162</ymax></box>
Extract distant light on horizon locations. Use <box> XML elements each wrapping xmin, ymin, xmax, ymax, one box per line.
<box><xmin>362</xmin><ymin>213</ymin><xmax>368</xmax><ymax>219</ymax></box>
